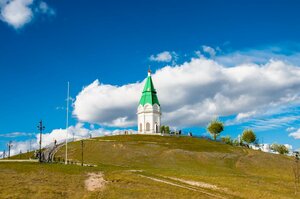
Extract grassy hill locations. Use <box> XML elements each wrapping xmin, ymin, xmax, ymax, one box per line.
<box><xmin>0</xmin><ymin>135</ymin><xmax>298</xmax><ymax>198</ymax></box>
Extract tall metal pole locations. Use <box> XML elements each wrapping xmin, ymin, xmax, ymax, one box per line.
<box><xmin>37</xmin><ymin>120</ymin><xmax>45</xmax><ymax>163</ymax></box>
<box><xmin>65</xmin><ymin>82</ymin><xmax>70</xmax><ymax>165</ymax></box>
<box><xmin>7</xmin><ymin>141</ymin><xmax>12</xmax><ymax>159</ymax></box>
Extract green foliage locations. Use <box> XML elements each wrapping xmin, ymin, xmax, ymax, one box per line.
<box><xmin>160</xmin><ymin>126</ymin><xmax>170</xmax><ymax>134</ymax></box>
<box><xmin>271</xmin><ymin>144</ymin><xmax>289</xmax><ymax>155</ymax></box>
<box><xmin>165</xmin><ymin>126</ymin><xmax>170</xmax><ymax>134</ymax></box>
<box><xmin>221</xmin><ymin>136</ymin><xmax>233</xmax><ymax>145</ymax></box>
<box><xmin>160</xmin><ymin>126</ymin><xmax>165</xmax><ymax>134</ymax></box>
<box><xmin>207</xmin><ymin>119</ymin><xmax>224</xmax><ymax>140</ymax></box>
<box><xmin>241</xmin><ymin>129</ymin><xmax>256</xmax><ymax>144</ymax></box>
<box><xmin>232</xmin><ymin>139</ymin><xmax>241</xmax><ymax>146</ymax></box>
<box><xmin>160</xmin><ymin>125</ymin><xmax>170</xmax><ymax>134</ymax></box>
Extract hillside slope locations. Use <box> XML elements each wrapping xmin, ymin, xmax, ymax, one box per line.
<box><xmin>0</xmin><ymin>135</ymin><xmax>298</xmax><ymax>198</ymax></box>
<box><xmin>54</xmin><ymin>135</ymin><xmax>297</xmax><ymax>198</ymax></box>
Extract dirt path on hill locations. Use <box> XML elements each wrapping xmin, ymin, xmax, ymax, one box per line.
<box><xmin>0</xmin><ymin>159</ymin><xmax>38</xmax><ymax>162</ymax></box>
<box><xmin>162</xmin><ymin>176</ymin><xmax>222</xmax><ymax>191</ymax></box>
<box><xmin>85</xmin><ymin>172</ymin><xmax>106</xmax><ymax>191</ymax></box>
<box><xmin>134</xmin><ymin>172</ymin><xmax>228</xmax><ymax>199</ymax></box>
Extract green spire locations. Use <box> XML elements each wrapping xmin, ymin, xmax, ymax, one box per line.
<box><xmin>139</xmin><ymin>71</ymin><xmax>160</xmax><ymax>106</ymax></box>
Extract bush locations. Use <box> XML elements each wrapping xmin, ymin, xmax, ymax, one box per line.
<box><xmin>221</xmin><ymin>136</ymin><xmax>233</xmax><ymax>145</ymax></box>
<box><xmin>270</xmin><ymin>144</ymin><xmax>289</xmax><ymax>155</ymax></box>
<box><xmin>160</xmin><ymin>125</ymin><xmax>170</xmax><ymax>134</ymax></box>
<box><xmin>233</xmin><ymin>139</ymin><xmax>240</xmax><ymax>146</ymax></box>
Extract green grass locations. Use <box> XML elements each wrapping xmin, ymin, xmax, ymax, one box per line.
<box><xmin>1</xmin><ymin>135</ymin><xmax>299</xmax><ymax>198</ymax></box>
<box><xmin>8</xmin><ymin>150</ymin><xmax>36</xmax><ymax>160</ymax></box>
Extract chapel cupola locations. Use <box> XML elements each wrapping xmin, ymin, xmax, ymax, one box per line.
<box><xmin>137</xmin><ymin>70</ymin><xmax>161</xmax><ymax>134</ymax></box>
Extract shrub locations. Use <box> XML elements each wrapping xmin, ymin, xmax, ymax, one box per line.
<box><xmin>271</xmin><ymin>144</ymin><xmax>289</xmax><ymax>155</ymax></box>
<box><xmin>221</xmin><ymin>136</ymin><xmax>233</xmax><ymax>145</ymax></box>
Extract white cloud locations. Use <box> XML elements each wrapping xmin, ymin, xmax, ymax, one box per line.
<box><xmin>73</xmin><ymin>80</ymin><xmax>141</xmax><ymax>127</ymax></box>
<box><xmin>149</xmin><ymin>51</ymin><xmax>177</xmax><ymax>62</ymax></box>
<box><xmin>235</xmin><ymin>111</ymin><xmax>257</xmax><ymax>121</ymax></box>
<box><xmin>0</xmin><ymin>0</ymin><xmax>54</xmax><ymax>29</ymax></box>
<box><xmin>202</xmin><ymin>45</ymin><xmax>216</xmax><ymax>57</ymax></box>
<box><xmin>37</xmin><ymin>1</ymin><xmax>54</xmax><ymax>15</ymax></box>
<box><xmin>289</xmin><ymin>128</ymin><xmax>300</xmax><ymax>139</ymax></box>
<box><xmin>216</xmin><ymin>47</ymin><xmax>300</xmax><ymax>67</ymax></box>
<box><xmin>286</xmin><ymin>127</ymin><xmax>296</xmax><ymax>132</ymax></box>
<box><xmin>73</xmin><ymin>57</ymin><xmax>300</xmax><ymax>128</ymax></box>
<box><xmin>0</xmin><ymin>0</ymin><xmax>33</xmax><ymax>29</ymax></box>
<box><xmin>284</xmin><ymin>144</ymin><xmax>293</xmax><ymax>151</ymax></box>
<box><xmin>0</xmin><ymin>132</ymin><xmax>34</xmax><ymax>138</ymax></box>
<box><xmin>247</xmin><ymin>115</ymin><xmax>300</xmax><ymax>131</ymax></box>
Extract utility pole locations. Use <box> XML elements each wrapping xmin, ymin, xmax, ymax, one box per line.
<box><xmin>29</xmin><ymin>139</ymin><xmax>32</xmax><ymax>152</ymax></box>
<box><xmin>3</xmin><ymin>150</ymin><xmax>5</xmax><ymax>159</ymax></box>
<box><xmin>81</xmin><ymin>140</ymin><xmax>84</xmax><ymax>166</ymax></box>
<box><xmin>65</xmin><ymin>82</ymin><xmax>70</xmax><ymax>165</ymax></box>
<box><xmin>294</xmin><ymin>152</ymin><xmax>300</xmax><ymax>195</ymax></box>
<box><xmin>7</xmin><ymin>141</ymin><xmax>13</xmax><ymax>159</ymax></box>
<box><xmin>37</xmin><ymin>120</ymin><xmax>45</xmax><ymax>163</ymax></box>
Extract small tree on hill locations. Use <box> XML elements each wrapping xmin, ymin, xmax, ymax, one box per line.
<box><xmin>165</xmin><ymin>126</ymin><xmax>170</xmax><ymax>134</ymax></box>
<box><xmin>160</xmin><ymin>126</ymin><xmax>165</xmax><ymax>134</ymax></box>
<box><xmin>271</xmin><ymin>144</ymin><xmax>289</xmax><ymax>155</ymax></box>
<box><xmin>241</xmin><ymin>129</ymin><xmax>256</xmax><ymax>145</ymax></box>
<box><xmin>207</xmin><ymin>119</ymin><xmax>224</xmax><ymax>141</ymax></box>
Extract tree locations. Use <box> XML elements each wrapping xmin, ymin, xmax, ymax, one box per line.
<box><xmin>241</xmin><ymin>129</ymin><xmax>256</xmax><ymax>145</ymax></box>
<box><xmin>160</xmin><ymin>126</ymin><xmax>165</xmax><ymax>134</ymax></box>
<box><xmin>207</xmin><ymin>119</ymin><xmax>224</xmax><ymax>140</ymax></box>
<box><xmin>165</xmin><ymin>126</ymin><xmax>170</xmax><ymax>134</ymax></box>
<box><xmin>271</xmin><ymin>144</ymin><xmax>289</xmax><ymax>155</ymax></box>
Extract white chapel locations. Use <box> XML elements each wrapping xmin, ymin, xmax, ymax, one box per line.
<box><xmin>137</xmin><ymin>70</ymin><xmax>161</xmax><ymax>134</ymax></box>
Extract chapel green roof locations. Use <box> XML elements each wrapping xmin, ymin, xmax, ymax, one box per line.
<box><xmin>139</xmin><ymin>72</ymin><xmax>160</xmax><ymax>106</ymax></box>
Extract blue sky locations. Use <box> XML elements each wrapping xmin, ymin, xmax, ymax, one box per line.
<box><xmin>0</xmin><ymin>0</ymin><xmax>300</xmax><ymax>154</ymax></box>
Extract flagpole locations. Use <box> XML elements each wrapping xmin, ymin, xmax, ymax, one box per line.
<box><xmin>65</xmin><ymin>82</ymin><xmax>70</xmax><ymax>165</ymax></box>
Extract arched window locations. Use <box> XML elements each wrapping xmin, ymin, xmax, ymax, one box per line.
<box><xmin>146</xmin><ymin>122</ymin><xmax>150</xmax><ymax>131</ymax></box>
<box><xmin>139</xmin><ymin>123</ymin><xmax>143</xmax><ymax>132</ymax></box>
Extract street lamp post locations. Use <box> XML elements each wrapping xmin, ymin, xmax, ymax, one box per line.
<box><xmin>37</xmin><ymin>120</ymin><xmax>45</xmax><ymax>163</ymax></box>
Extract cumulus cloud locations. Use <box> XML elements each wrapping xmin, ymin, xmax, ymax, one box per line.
<box><xmin>73</xmin><ymin>56</ymin><xmax>300</xmax><ymax>129</ymax></box>
<box><xmin>149</xmin><ymin>51</ymin><xmax>177</xmax><ymax>62</ymax></box>
<box><xmin>289</xmin><ymin>128</ymin><xmax>300</xmax><ymax>139</ymax></box>
<box><xmin>73</xmin><ymin>80</ymin><xmax>141</xmax><ymax>127</ymax></box>
<box><xmin>284</xmin><ymin>144</ymin><xmax>293</xmax><ymax>151</ymax></box>
<box><xmin>0</xmin><ymin>0</ymin><xmax>54</xmax><ymax>29</ymax></box>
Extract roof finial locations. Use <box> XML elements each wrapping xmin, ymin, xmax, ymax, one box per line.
<box><xmin>148</xmin><ymin>65</ymin><xmax>151</xmax><ymax>76</ymax></box>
